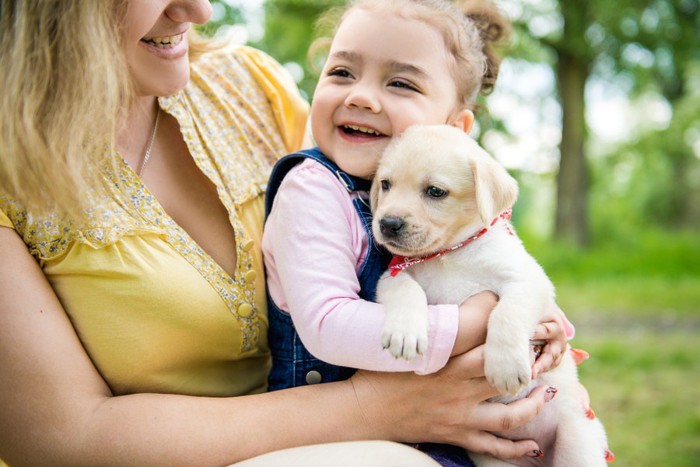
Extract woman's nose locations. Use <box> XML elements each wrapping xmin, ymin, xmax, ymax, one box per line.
<box><xmin>166</xmin><ymin>0</ymin><xmax>213</xmax><ymax>25</ymax></box>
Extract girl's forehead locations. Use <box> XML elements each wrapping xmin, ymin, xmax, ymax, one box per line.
<box><xmin>332</xmin><ymin>8</ymin><xmax>447</xmax><ymax>56</ymax></box>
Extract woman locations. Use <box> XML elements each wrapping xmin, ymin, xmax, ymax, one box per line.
<box><xmin>0</xmin><ymin>1</ymin><xmax>560</xmax><ymax>465</ymax></box>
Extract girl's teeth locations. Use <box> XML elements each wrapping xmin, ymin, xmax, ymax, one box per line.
<box><xmin>345</xmin><ymin>125</ymin><xmax>380</xmax><ymax>135</ymax></box>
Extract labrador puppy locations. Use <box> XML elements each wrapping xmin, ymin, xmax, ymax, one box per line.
<box><xmin>371</xmin><ymin>124</ymin><xmax>608</xmax><ymax>466</ymax></box>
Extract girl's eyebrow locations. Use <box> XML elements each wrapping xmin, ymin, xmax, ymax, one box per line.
<box><xmin>387</xmin><ymin>60</ymin><xmax>428</xmax><ymax>78</ymax></box>
<box><xmin>329</xmin><ymin>50</ymin><xmax>361</xmax><ymax>63</ymax></box>
<box><xmin>329</xmin><ymin>51</ymin><xmax>428</xmax><ymax>79</ymax></box>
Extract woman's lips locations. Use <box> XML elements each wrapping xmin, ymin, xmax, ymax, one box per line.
<box><xmin>139</xmin><ymin>32</ymin><xmax>188</xmax><ymax>58</ymax></box>
<box><xmin>141</xmin><ymin>33</ymin><xmax>184</xmax><ymax>49</ymax></box>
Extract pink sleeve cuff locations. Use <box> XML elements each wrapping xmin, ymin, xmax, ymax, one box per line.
<box><xmin>414</xmin><ymin>304</ymin><xmax>459</xmax><ymax>375</ymax></box>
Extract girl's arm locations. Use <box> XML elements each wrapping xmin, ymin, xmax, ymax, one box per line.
<box><xmin>0</xmin><ymin>225</ymin><xmax>549</xmax><ymax>465</ymax></box>
<box><xmin>263</xmin><ymin>161</ymin><xmax>458</xmax><ymax>374</ymax></box>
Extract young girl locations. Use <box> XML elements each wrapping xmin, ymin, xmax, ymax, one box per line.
<box><xmin>263</xmin><ymin>0</ymin><xmax>571</xmax><ymax>464</ymax></box>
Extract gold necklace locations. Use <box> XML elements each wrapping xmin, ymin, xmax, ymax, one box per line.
<box><xmin>138</xmin><ymin>107</ymin><xmax>161</xmax><ymax>177</ymax></box>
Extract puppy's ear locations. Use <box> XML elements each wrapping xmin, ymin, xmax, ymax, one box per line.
<box><xmin>470</xmin><ymin>145</ymin><xmax>519</xmax><ymax>225</ymax></box>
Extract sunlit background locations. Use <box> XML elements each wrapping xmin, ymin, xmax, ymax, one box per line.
<box><xmin>204</xmin><ymin>1</ymin><xmax>699</xmax><ymax>465</ymax></box>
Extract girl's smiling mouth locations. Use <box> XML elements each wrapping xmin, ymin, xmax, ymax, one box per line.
<box><xmin>340</xmin><ymin>124</ymin><xmax>386</xmax><ymax>138</ymax></box>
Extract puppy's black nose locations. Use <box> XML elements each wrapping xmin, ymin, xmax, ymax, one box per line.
<box><xmin>379</xmin><ymin>216</ymin><xmax>405</xmax><ymax>237</ymax></box>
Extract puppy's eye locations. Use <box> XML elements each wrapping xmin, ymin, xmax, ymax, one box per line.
<box><xmin>381</xmin><ymin>179</ymin><xmax>391</xmax><ymax>191</ymax></box>
<box><xmin>426</xmin><ymin>186</ymin><xmax>448</xmax><ymax>199</ymax></box>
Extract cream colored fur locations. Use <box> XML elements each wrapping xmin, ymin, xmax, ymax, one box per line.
<box><xmin>371</xmin><ymin>125</ymin><xmax>608</xmax><ymax>466</ymax></box>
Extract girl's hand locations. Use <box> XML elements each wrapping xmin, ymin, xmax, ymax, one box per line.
<box><xmin>351</xmin><ymin>345</ymin><xmax>555</xmax><ymax>459</ymax></box>
<box><xmin>531</xmin><ymin>304</ymin><xmax>570</xmax><ymax>378</ymax></box>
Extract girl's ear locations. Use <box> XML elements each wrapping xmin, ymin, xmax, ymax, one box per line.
<box><xmin>448</xmin><ymin>109</ymin><xmax>475</xmax><ymax>133</ymax></box>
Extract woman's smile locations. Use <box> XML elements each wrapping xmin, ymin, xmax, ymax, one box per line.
<box><xmin>141</xmin><ymin>33</ymin><xmax>184</xmax><ymax>49</ymax></box>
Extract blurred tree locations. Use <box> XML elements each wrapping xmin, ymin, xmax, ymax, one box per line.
<box><xmin>509</xmin><ymin>0</ymin><xmax>700</xmax><ymax>245</ymax></box>
<box><xmin>592</xmin><ymin>0</ymin><xmax>700</xmax><ymax>230</ymax></box>
<box><xmin>203</xmin><ymin>2</ymin><xmax>336</xmax><ymax>98</ymax></box>
<box><xmin>555</xmin><ymin>0</ymin><xmax>594</xmax><ymax>246</ymax></box>
<box><xmin>252</xmin><ymin>0</ymin><xmax>345</xmax><ymax>99</ymax></box>
<box><xmin>199</xmin><ymin>1</ymin><xmax>244</xmax><ymax>37</ymax></box>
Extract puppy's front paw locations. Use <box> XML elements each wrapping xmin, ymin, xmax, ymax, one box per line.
<box><xmin>484</xmin><ymin>341</ymin><xmax>532</xmax><ymax>395</ymax></box>
<box><xmin>381</xmin><ymin>308</ymin><xmax>429</xmax><ymax>360</ymax></box>
<box><xmin>376</xmin><ymin>272</ymin><xmax>429</xmax><ymax>360</ymax></box>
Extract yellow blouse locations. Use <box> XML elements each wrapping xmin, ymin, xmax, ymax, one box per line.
<box><xmin>0</xmin><ymin>46</ymin><xmax>308</xmax><ymax>397</ymax></box>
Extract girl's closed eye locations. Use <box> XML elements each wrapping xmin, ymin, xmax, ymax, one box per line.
<box><xmin>388</xmin><ymin>79</ymin><xmax>421</xmax><ymax>93</ymax></box>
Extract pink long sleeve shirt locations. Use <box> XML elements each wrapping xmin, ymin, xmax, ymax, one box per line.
<box><xmin>262</xmin><ymin>159</ymin><xmax>458</xmax><ymax>374</ymax></box>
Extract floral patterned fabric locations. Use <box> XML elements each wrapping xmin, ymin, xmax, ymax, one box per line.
<box><xmin>0</xmin><ymin>46</ymin><xmax>308</xmax><ymax>397</ymax></box>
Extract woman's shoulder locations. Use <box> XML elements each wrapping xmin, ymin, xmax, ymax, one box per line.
<box><xmin>188</xmin><ymin>44</ymin><xmax>308</xmax><ymax>153</ymax></box>
<box><xmin>189</xmin><ymin>44</ymin><xmax>294</xmax><ymax>95</ymax></box>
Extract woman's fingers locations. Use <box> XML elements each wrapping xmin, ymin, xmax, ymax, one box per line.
<box><xmin>461</xmin><ymin>429</ymin><xmax>540</xmax><ymax>460</ymax></box>
<box><xmin>468</xmin><ymin>385</ymin><xmax>555</xmax><ymax>433</ymax></box>
<box><xmin>441</xmin><ymin>345</ymin><xmax>514</xmax><ymax>400</ymax></box>
<box><xmin>459</xmin><ymin>386</ymin><xmax>560</xmax><ymax>461</ymax></box>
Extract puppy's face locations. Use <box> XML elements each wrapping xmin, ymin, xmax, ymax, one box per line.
<box><xmin>371</xmin><ymin>125</ymin><xmax>518</xmax><ymax>257</ymax></box>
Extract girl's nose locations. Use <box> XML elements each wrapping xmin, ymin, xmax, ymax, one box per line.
<box><xmin>344</xmin><ymin>83</ymin><xmax>381</xmax><ymax>113</ymax></box>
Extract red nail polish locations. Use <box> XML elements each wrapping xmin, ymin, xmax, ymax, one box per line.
<box><xmin>571</xmin><ymin>348</ymin><xmax>590</xmax><ymax>365</ymax></box>
<box><xmin>605</xmin><ymin>449</ymin><xmax>615</xmax><ymax>463</ymax></box>
<box><xmin>528</xmin><ymin>450</ymin><xmax>545</xmax><ymax>458</ymax></box>
<box><xmin>545</xmin><ymin>387</ymin><xmax>557</xmax><ymax>402</ymax></box>
<box><xmin>586</xmin><ymin>407</ymin><xmax>596</xmax><ymax>420</ymax></box>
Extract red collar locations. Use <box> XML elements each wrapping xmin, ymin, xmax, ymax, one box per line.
<box><xmin>387</xmin><ymin>209</ymin><xmax>512</xmax><ymax>277</ymax></box>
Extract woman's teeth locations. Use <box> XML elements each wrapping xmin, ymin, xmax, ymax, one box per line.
<box><xmin>142</xmin><ymin>34</ymin><xmax>183</xmax><ymax>48</ymax></box>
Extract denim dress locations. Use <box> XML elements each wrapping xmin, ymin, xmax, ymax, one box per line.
<box><xmin>264</xmin><ymin>147</ymin><xmax>392</xmax><ymax>391</ymax></box>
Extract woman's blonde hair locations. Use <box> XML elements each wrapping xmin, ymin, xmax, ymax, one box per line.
<box><xmin>312</xmin><ymin>0</ymin><xmax>510</xmax><ymax>108</ymax></box>
<box><xmin>0</xmin><ymin>0</ymin><xmax>215</xmax><ymax>216</ymax></box>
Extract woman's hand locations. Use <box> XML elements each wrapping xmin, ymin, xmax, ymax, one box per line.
<box><xmin>350</xmin><ymin>345</ymin><xmax>555</xmax><ymax>459</ymax></box>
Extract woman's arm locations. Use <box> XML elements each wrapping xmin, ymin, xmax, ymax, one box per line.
<box><xmin>0</xmin><ymin>225</ymin><xmax>362</xmax><ymax>465</ymax></box>
<box><xmin>0</xmin><ymin>225</ymin><xmax>549</xmax><ymax>465</ymax></box>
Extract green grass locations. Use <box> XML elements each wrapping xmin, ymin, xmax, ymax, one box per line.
<box><xmin>523</xmin><ymin>226</ymin><xmax>700</xmax><ymax>324</ymax></box>
<box><xmin>575</xmin><ymin>332</ymin><xmax>700</xmax><ymax>467</ymax></box>
<box><xmin>520</xmin><ymin>229</ymin><xmax>700</xmax><ymax>466</ymax></box>
<box><xmin>521</xmin><ymin>228</ymin><xmax>700</xmax><ymax>281</ymax></box>
<box><xmin>555</xmin><ymin>276</ymin><xmax>700</xmax><ymax>318</ymax></box>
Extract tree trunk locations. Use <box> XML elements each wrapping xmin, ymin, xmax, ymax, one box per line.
<box><xmin>555</xmin><ymin>51</ymin><xmax>589</xmax><ymax>246</ymax></box>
